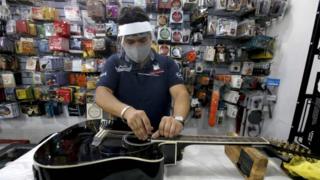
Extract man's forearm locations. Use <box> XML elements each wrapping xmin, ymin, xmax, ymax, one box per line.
<box><xmin>95</xmin><ymin>86</ymin><xmax>128</xmax><ymax>118</ymax></box>
<box><xmin>172</xmin><ymin>90</ymin><xmax>190</xmax><ymax>119</ymax></box>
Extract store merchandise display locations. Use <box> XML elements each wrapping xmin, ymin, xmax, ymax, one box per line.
<box><xmin>0</xmin><ymin>0</ymin><xmax>287</xmax><ymax>138</ymax></box>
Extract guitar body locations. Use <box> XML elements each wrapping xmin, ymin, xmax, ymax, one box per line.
<box><xmin>33</xmin><ymin>120</ymin><xmax>269</xmax><ymax>180</ymax></box>
<box><xmin>33</xmin><ymin>120</ymin><xmax>165</xmax><ymax>180</ymax></box>
<box><xmin>33</xmin><ymin>158</ymin><xmax>163</xmax><ymax>180</ymax></box>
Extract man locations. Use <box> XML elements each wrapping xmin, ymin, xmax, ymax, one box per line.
<box><xmin>95</xmin><ymin>7</ymin><xmax>190</xmax><ymax>140</ymax></box>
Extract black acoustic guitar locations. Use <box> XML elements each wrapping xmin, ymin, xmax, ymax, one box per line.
<box><xmin>33</xmin><ymin>119</ymin><xmax>269</xmax><ymax>180</ymax></box>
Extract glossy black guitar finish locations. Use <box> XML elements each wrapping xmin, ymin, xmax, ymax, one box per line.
<box><xmin>33</xmin><ymin>120</ymin><xmax>164</xmax><ymax>180</ymax></box>
<box><xmin>33</xmin><ymin>120</ymin><xmax>270</xmax><ymax>180</ymax></box>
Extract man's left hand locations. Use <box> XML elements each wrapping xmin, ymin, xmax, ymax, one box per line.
<box><xmin>152</xmin><ymin>116</ymin><xmax>183</xmax><ymax>138</ymax></box>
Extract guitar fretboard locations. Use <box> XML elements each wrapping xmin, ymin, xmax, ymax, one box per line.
<box><xmin>152</xmin><ymin>135</ymin><xmax>269</xmax><ymax>145</ymax></box>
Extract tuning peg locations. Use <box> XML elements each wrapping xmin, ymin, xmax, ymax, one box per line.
<box><xmin>288</xmin><ymin>153</ymin><xmax>294</xmax><ymax>159</ymax></box>
<box><xmin>283</xmin><ymin>142</ymin><xmax>290</xmax><ymax>150</ymax></box>
<box><xmin>306</xmin><ymin>157</ymin><xmax>313</xmax><ymax>162</ymax></box>
<box><xmin>307</xmin><ymin>149</ymin><xmax>312</xmax><ymax>154</ymax></box>
<box><xmin>273</xmin><ymin>140</ymin><xmax>281</xmax><ymax>147</ymax></box>
<box><xmin>280</xmin><ymin>140</ymin><xmax>286</xmax><ymax>147</ymax></box>
<box><xmin>269</xmin><ymin>138</ymin><xmax>277</xmax><ymax>145</ymax></box>
<box><xmin>281</xmin><ymin>151</ymin><xmax>290</xmax><ymax>158</ymax></box>
<box><xmin>300</xmin><ymin>148</ymin><xmax>306</xmax><ymax>154</ymax></box>
<box><xmin>294</xmin><ymin>145</ymin><xmax>300</xmax><ymax>152</ymax></box>
<box><xmin>288</xmin><ymin>143</ymin><xmax>296</xmax><ymax>151</ymax></box>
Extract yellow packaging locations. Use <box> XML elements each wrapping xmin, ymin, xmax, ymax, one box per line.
<box><xmin>87</xmin><ymin>80</ymin><xmax>97</xmax><ymax>90</ymax></box>
<box><xmin>16</xmin><ymin>40</ymin><xmax>36</xmax><ymax>55</ymax></box>
<box><xmin>33</xmin><ymin>87</ymin><xmax>42</xmax><ymax>100</ymax></box>
<box><xmin>16</xmin><ymin>89</ymin><xmax>28</xmax><ymax>100</ymax></box>
<box><xmin>28</xmin><ymin>22</ymin><xmax>37</xmax><ymax>36</ymax></box>
<box><xmin>43</xmin><ymin>7</ymin><xmax>57</xmax><ymax>21</ymax></box>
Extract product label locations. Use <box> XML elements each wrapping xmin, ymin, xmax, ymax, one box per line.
<box><xmin>266</xmin><ymin>78</ymin><xmax>280</xmax><ymax>87</ymax></box>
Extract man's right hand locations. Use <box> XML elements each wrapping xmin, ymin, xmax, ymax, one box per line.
<box><xmin>123</xmin><ymin>108</ymin><xmax>153</xmax><ymax>140</ymax></box>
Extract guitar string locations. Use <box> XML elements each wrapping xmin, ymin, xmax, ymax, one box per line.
<box><xmin>100</xmin><ymin>133</ymin><xmax>266</xmax><ymax>143</ymax></box>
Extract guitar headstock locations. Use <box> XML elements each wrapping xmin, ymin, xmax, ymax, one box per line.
<box><xmin>267</xmin><ymin>139</ymin><xmax>319</xmax><ymax>163</ymax></box>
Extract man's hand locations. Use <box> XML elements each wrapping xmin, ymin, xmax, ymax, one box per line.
<box><xmin>123</xmin><ymin>108</ymin><xmax>153</xmax><ymax>140</ymax></box>
<box><xmin>152</xmin><ymin>116</ymin><xmax>183</xmax><ymax>138</ymax></box>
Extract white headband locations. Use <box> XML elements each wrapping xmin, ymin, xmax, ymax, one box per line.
<box><xmin>118</xmin><ymin>21</ymin><xmax>153</xmax><ymax>37</ymax></box>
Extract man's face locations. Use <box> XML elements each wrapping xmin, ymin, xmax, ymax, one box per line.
<box><xmin>120</xmin><ymin>32</ymin><xmax>153</xmax><ymax>63</ymax></box>
<box><xmin>122</xmin><ymin>33</ymin><xmax>152</xmax><ymax>47</ymax></box>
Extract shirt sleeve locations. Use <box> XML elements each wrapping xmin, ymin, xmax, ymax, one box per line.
<box><xmin>96</xmin><ymin>56</ymin><xmax>119</xmax><ymax>92</ymax></box>
<box><xmin>167</xmin><ymin>58</ymin><xmax>184</xmax><ymax>88</ymax></box>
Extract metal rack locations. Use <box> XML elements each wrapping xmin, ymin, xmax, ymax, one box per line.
<box><xmin>288</xmin><ymin>0</ymin><xmax>320</xmax><ymax>154</ymax></box>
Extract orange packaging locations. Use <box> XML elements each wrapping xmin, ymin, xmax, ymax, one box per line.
<box><xmin>208</xmin><ymin>90</ymin><xmax>219</xmax><ymax>127</ymax></box>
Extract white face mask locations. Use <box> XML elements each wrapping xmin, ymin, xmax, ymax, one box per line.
<box><xmin>122</xmin><ymin>41</ymin><xmax>151</xmax><ymax>63</ymax></box>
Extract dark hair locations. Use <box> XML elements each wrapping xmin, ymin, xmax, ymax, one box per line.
<box><xmin>118</xmin><ymin>6</ymin><xmax>150</xmax><ymax>25</ymax></box>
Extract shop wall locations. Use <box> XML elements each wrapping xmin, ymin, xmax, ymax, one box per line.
<box><xmin>261</xmin><ymin>0</ymin><xmax>319</xmax><ymax>139</ymax></box>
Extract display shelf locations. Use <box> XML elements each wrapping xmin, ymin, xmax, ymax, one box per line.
<box><xmin>223</xmin><ymin>100</ymin><xmax>244</xmax><ymax>107</ymax></box>
<box><xmin>0</xmin><ymin>0</ymin><xmax>286</xmax><ymax>137</ymax></box>
<box><xmin>0</xmin><ymin>100</ymin><xmax>18</xmax><ymax>103</ymax></box>
<box><xmin>0</xmin><ymin>51</ymin><xmax>15</xmax><ymax>55</ymax></box>
<box><xmin>205</xmin><ymin>34</ymin><xmax>254</xmax><ymax>41</ymax></box>
<box><xmin>7</xmin><ymin>0</ymin><xmax>36</xmax><ymax>6</ymax></box>
<box><xmin>69</xmin><ymin>50</ymin><xmax>83</xmax><ymax>54</ymax></box>
<box><xmin>207</xmin><ymin>8</ymin><xmax>256</xmax><ymax>18</ymax></box>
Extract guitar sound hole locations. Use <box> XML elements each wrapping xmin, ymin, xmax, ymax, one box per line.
<box><xmin>122</xmin><ymin>133</ymin><xmax>152</xmax><ymax>149</ymax></box>
<box><xmin>99</xmin><ymin>133</ymin><xmax>152</xmax><ymax>158</ymax></box>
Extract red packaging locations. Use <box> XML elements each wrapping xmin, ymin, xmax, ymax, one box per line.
<box><xmin>57</xmin><ymin>88</ymin><xmax>72</xmax><ymax>104</ymax></box>
<box><xmin>186</xmin><ymin>50</ymin><xmax>197</xmax><ymax>63</ymax></box>
<box><xmin>49</xmin><ymin>36</ymin><xmax>69</xmax><ymax>52</ymax></box>
<box><xmin>68</xmin><ymin>73</ymin><xmax>76</xmax><ymax>85</ymax></box>
<box><xmin>54</xmin><ymin>20</ymin><xmax>70</xmax><ymax>38</ymax></box>
<box><xmin>77</xmin><ymin>74</ymin><xmax>87</xmax><ymax>87</ymax></box>
<box><xmin>16</xmin><ymin>20</ymin><xmax>29</xmax><ymax>34</ymax></box>
<box><xmin>68</xmin><ymin>73</ymin><xmax>87</xmax><ymax>87</ymax></box>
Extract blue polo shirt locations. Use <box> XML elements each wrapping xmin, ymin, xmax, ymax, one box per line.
<box><xmin>97</xmin><ymin>51</ymin><xmax>184</xmax><ymax>129</ymax></box>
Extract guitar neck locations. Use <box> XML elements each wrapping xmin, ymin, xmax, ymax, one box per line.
<box><xmin>151</xmin><ymin>135</ymin><xmax>270</xmax><ymax>146</ymax></box>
